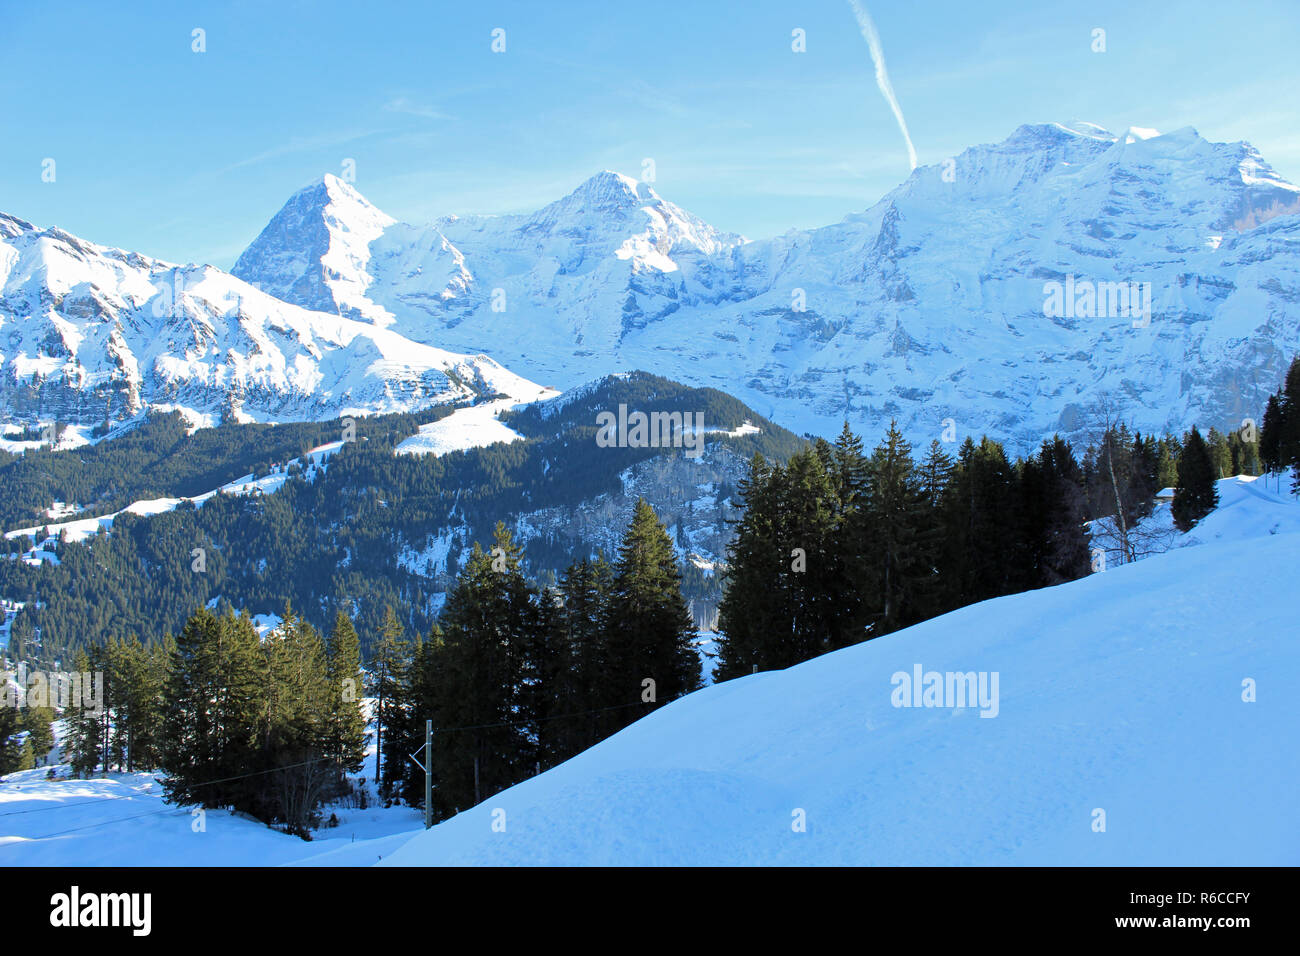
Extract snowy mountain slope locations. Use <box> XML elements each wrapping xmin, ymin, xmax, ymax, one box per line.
<box><xmin>395</xmin><ymin>391</ymin><xmax>558</xmax><ymax>457</ymax></box>
<box><xmin>233</xmin><ymin>123</ymin><xmax>1300</xmax><ymax>450</ymax></box>
<box><xmin>353</xmin><ymin>484</ymin><xmax>1298</xmax><ymax>866</ymax></box>
<box><xmin>0</xmin><ymin>209</ymin><xmax>547</xmax><ymax>425</ymax></box>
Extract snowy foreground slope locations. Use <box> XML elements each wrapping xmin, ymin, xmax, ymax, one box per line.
<box><xmin>359</xmin><ymin>481</ymin><xmax>1299</xmax><ymax>866</ymax></box>
<box><xmin>2</xmin><ymin>481</ymin><xmax>1295</xmax><ymax>866</ymax></box>
<box><xmin>0</xmin><ymin>772</ymin><xmax>409</xmax><ymax>866</ymax></box>
<box><xmin>0</xmin><ymin>713</ymin><xmax>424</xmax><ymax>865</ymax></box>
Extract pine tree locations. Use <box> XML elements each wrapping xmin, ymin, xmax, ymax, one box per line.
<box><xmin>325</xmin><ymin>611</ymin><xmax>367</xmax><ymax>782</ymax></box>
<box><xmin>258</xmin><ymin>610</ymin><xmax>333</xmax><ymax>832</ymax></box>
<box><xmin>941</xmin><ymin>437</ymin><xmax>1022</xmax><ymax>605</ymax></box>
<box><xmin>1260</xmin><ymin>393</ymin><xmax>1283</xmax><ymax>473</ymax></box>
<box><xmin>1172</xmin><ymin>427</ymin><xmax>1219</xmax><ymax>532</ymax></box>
<box><xmin>830</xmin><ymin>422</ymin><xmax>870</xmax><ymax>513</ymax></box>
<box><xmin>0</xmin><ymin>706</ymin><xmax>36</xmax><ymax>774</ymax></box>
<box><xmin>716</xmin><ymin>455</ymin><xmax>784</xmax><ymax>679</ymax></box>
<box><xmin>914</xmin><ymin>440</ymin><xmax>957</xmax><ymax>616</ymax></box>
<box><xmin>370</xmin><ymin>605</ymin><xmax>411</xmax><ymax>800</ymax></box>
<box><xmin>553</xmin><ymin>556</ymin><xmax>613</xmax><ymax>757</ymax></box>
<box><xmin>1022</xmin><ymin>437</ymin><xmax>1091</xmax><ymax>586</ymax></box>
<box><xmin>775</xmin><ymin>448</ymin><xmax>842</xmax><ymax>664</ymax></box>
<box><xmin>158</xmin><ymin>609</ymin><xmax>264</xmax><ymax>810</ymax></box>
<box><xmin>382</xmin><ymin>625</ymin><xmax>429</xmax><ymax>807</ymax></box>
<box><xmin>1205</xmin><ymin>428</ymin><xmax>1231</xmax><ymax>480</ymax></box>
<box><xmin>101</xmin><ymin>635</ymin><xmax>164</xmax><ymax>773</ymax></box>
<box><xmin>602</xmin><ymin>499</ymin><xmax>700</xmax><ymax>730</ymax></box>
<box><xmin>1156</xmin><ymin>436</ymin><xmax>1180</xmax><ymax>492</ymax></box>
<box><xmin>429</xmin><ymin>525</ymin><xmax>537</xmax><ymax>815</ymax></box>
<box><xmin>1279</xmin><ymin>356</ymin><xmax>1300</xmax><ymax>472</ymax></box>
<box><xmin>64</xmin><ymin>649</ymin><xmax>102</xmax><ymax>778</ymax></box>
<box><xmin>918</xmin><ymin>440</ymin><xmax>955</xmax><ymax>509</ymax></box>
<box><xmin>862</xmin><ymin>422</ymin><xmax>934</xmax><ymax>634</ymax></box>
<box><xmin>19</xmin><ymin>705</ymin><xmax>55</xmax><ymax>766</ymax></box>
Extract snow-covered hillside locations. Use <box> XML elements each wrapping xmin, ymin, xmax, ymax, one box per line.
<box><xmin>231</xmin><ymin>124</ymin><xmax>1300</xmax><ymax>450</ymax></box>
<box><xmin>1091</xmin><ymin>473</ymin><xmax>1300</xmax><ymax>567</ymax></box>
<box><xmin>395</xmin><ymin>392</ymin><xmax>558</xmax><ymax>457</ymax></box>
<box><xmin>365</xmin><ymin>487</ymin><xmax>1297</xmax><ymax>865</ymax></box>
<box><xmin>4</xmin><ymin>472</ymin><xmax>1294</xmax><ymax>866</ymax></box>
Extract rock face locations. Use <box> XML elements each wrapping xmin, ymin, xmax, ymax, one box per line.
<box><xmin>0</xmin><ymin>207</ymin><xmax>545</xmax><ymax>426</ymax></box>
<box><xmin>232</xmin><ymin>124</ymin><xmax>1300</xmax><ymax>450</ymax></box>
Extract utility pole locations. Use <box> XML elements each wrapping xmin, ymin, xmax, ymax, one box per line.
<box><xmin>408</xmin><ymin>720</ymin><xmax>433</xmax><ymax>829</ymax></box>
<box><xmin>424</xmin><ymin>719</ymin><xmax>432</xmax><ymax>830</ymax></box>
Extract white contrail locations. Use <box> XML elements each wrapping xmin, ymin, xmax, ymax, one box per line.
<box><xmin>846</xmin><ymin>0</ymin><xmax>918</xmax><ymax>171</ymax></box>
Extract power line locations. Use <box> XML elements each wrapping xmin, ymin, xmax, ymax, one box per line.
<box><xmin>428</xmin><ymin>697</ymin><xmax>652</xmax><ymax>734</ymax></box>
<box><xmin>0</xmin><ymin>757</ymin><xmax>330</xmax><ymax>820</ymax></box>
<box><xmin>0</xmin><ymin>699</ymin><xmax>661</xmax><ymax>836</ymax></box>
<box><xmin>5</xmin><ymin>806</ymin><xmax>190</xmax><ymax>842</ymax></box>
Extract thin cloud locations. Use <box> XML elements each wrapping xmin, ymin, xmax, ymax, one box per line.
<box><xmin>382</xmin><ymin>97</ymin><xmax>454</xmax><ymax>121</ymax></box>
<box><xmin>219</xmin><ymin>129</ymin><xmax>386</xmax><ymax>174</ymax></box>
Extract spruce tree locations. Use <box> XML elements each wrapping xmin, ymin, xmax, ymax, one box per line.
<box><xmin>1279</xmin><ymin>356</ymin><xmax>1300</xmax><ymax>472</ymax></box>
<box><xmin>257</xmin><ymin>611</ymin><xmax>333</xmax><ymax>831</ymax></box>
<box><xmin>64</xmin><ymin>649</ymin><xmax>103</xmax><ymax>778</ymax></box>
<box><xmin>325</xmin><ymin>611</ymin><xmax>367</xmax><ymax>781</ymax></box>
<box><xmin>1023</xmin><ymin>437</ymin><xmax>1091</xmax><ymax>586</ymax></box>
<box><xmin>1260</xmin><ymin>393</ymin><xmax>1283</xmax><ymax>473</ymax></box>
<box><xmin>20</xmin><ymin>705</ymin><xmax>55</xmax><ymax>767</ymax></box>
<box><xmin>775</xmin><ymin>448</ymin><xmax>841</xmax><ymax>664</ymax></box>
<box><xmin>0</xmin><ymin>706</ymin><xmax>35</xmax><ymax>774</ymax></box>
<box><xmin>381</xmin><ymin>626</ymin><xmax>426</xmax><ymax>807</ymax></box>
<box><xmin>370</xmin><ymin>605</ymin><xmax>410</xmax><ymax>800</ymax></box>
<box><xmin>862</xmin><ymin>422</ymin><xmax>933</xmax><ymax>634</ymax></box>
<box><xmin>555</xmin><ymin>556</ymin><xmax>613</xmax><ymax>757</ymax></box>
<box><xmin>429</xmin><ymin>525</ymin><xmax>537</xmax><ymax>815</ymax></box>
<box><xmin>716</xmin><ymin>455</ymin><xmax>784</xmax><ymax>679</ymax></box>
<box><xmin>158</xmin><ymin>609</ymin><xmax>264</xmax><ymax>810</ymax></box>
<box><xmin>830</xmin><ymin>422</ymin><xmax>870</xmax><ymax>513</ymax></box>
<box><xmin>602</xmin><ymin>499</ymin><xmax>700</xmax><ymax>730</ymax></box>
<box><xmin>1172</xmin><ymin>427</ymin><xmax>1219</xmax><ymax>532</ymax></box>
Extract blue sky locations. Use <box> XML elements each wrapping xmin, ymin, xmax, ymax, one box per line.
<box><xmin>2</xmin><ymin>0</ymin><xmax>1298</xmax><ymax>268</ymax></box>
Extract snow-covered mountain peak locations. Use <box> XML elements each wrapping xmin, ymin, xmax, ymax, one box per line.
<box><xmin>518</xmin><ymin>169</ymin><xmax>740</xmax><ymax>253</ymax></box>
<box><xmin>563</xmin><ymin>169</ymin><xmax>655</xmax><ymax>209</ymax></box>
<box><xmin>1122</xmin><ymin>125</ymin><xmax>1163</xmax><ymax>142</ymax></box>
<box><xmin>232</xmin><ymin>173</ymin><xmax>396</xmax><ymax>322</ymax></box>
<box><xmin>0</xmin><ymin>212</ymin><xmax>36</xmax><ymax>241</ymax></box>
<box><xmin>218</xmin><ymin>121</ymin><xmax>1300</xmax><ymax>448</ymax></box>
<box><xmin>1055</xmin><ymin>120</ymin><xmax>1116</xmax><ymax>141</ymax></box>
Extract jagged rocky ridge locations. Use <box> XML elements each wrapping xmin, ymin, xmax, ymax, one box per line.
<box><xmin>232</xmin><ymin>122</ymin><xmax>1300</xmax><ymax>450</ymax></box>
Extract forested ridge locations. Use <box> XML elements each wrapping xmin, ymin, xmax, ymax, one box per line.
<box><xmin>0</xmin><ymin>373</ymin><xmax>804</xmax><ymax>665</ymax></box>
